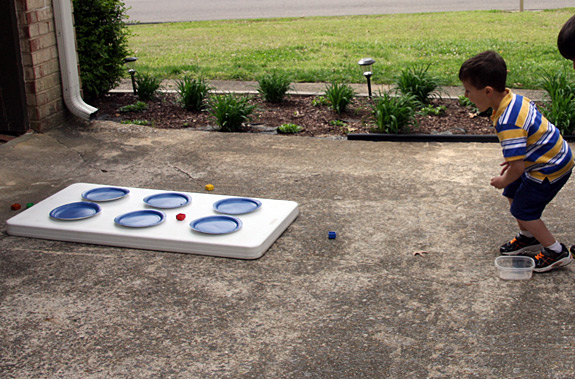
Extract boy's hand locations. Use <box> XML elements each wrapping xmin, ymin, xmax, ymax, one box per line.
<box><xmin>490</xmin><ymin>175</ymin><xmax>507</xmax><ymax>189</ymax></box>
<box><xmin>499</xmin><ymin>161</ymin><xmax>510</xmax><ymax>175</ymax></box>
<box><xmin>490</xmin><ymin>160</ymin><xmax>524</xmax><ymax>189</ymax></box>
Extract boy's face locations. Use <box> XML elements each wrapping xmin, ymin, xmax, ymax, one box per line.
<box><xmin>461</xmin><ymin>80</ymin><xmax>491</xmax><ymax>113</ymax></box>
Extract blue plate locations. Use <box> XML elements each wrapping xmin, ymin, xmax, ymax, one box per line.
<box><xmin>143</xmin><ymin>192</ymin><xmax>191</xmax><ymax>209</ymax></box>
<box><xmin>190</xmin><ymin>215</ymin><xmax>242</xmax><ymax>235</ymax></box>
<box><xmin>82</xmin><ymin>186</ymin><xmax>130</xmax><ymax>202</ymax></box>
<box><xmin>114</xmin><ymin>210</ymin><xmax>166</xmax><ymax>228</ymax></box>
<box><xmin>50</xmin><ymin>202</ymin><xmax>101</xmax><ymax>220</ymax></box>
<box><xmin>213</xmin><ymin>197</ymin><xmax>262</xmax><ymax>215</ymax></box>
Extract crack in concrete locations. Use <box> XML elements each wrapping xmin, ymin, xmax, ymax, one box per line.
<box><xmin>171</xmin><ymin>165</ymin><xmax>198</xmax><ymax>181</ymax></box>
<box><xmin>51</xmin><ymin>135</ymin><xmax>112</xmax><ymax>173</ymax></box>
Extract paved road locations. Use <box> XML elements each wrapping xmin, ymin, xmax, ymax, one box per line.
<box><xmin>123</xmin><ymin>0</ymin><xmax>573</xmax><ymax>23</ymax></box>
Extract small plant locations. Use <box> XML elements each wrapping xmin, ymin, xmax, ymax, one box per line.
<box><xmin>419</xmin><ymin>104</ymin><xmax>447</xmax><ymax>116</ymax></box>
<box><xmin>120</xmin><ymin>119</ymin><xmax>151</xmax><ymax>126</ymax></box>
<box><xmin>277</xmin><ymin>123</ymin><xmax>303</xmax><ymax>134</ymax></box>
<box><xmin>458</xmin><ymin>95</ymin><xmax>475</xmax><ymax>108</ymax></box>
<box><xmin>371</xmin><ymin>92</ymin><xmax>418</xmax><ymax>134</ymax></box>
<box><xmin>458</xmin><ymin>94</ymin><xmax>480</xmax><ymax>115</ymax></box>
<box><xmin>176</xmin><ymin>76</ymin><xmax>211</xmax><ymax>111</ymax></box>
<box><xmin>396</xmin><ymin>64</ymin><xmax>440</xmax><ymax>105</ymax></box>
<box><xmin>257</xmin><ymin>72</ymin><xmax>293</xmax><ymax>103</ymax></box>
<box><xmin>208</xmin><ymin>94</ymin><xmax>256</xmax><ymax>132</ymax></box>
<box><xmin>324</xmin><ymin>82</ymin><xmax>355</xmax><ymax>114</ymax></box>
<box><xmin>119</xmin><ymin>101</ymin><xmax>148</xmax><ymax>113</ymax></box>
<box><xmin>312</xmin><ymin>96</ymin><xmax>329</xmax><ymax>107</ymax></box>
<box><xmin>539</xmin><ymin>69</ymin><xmax>575</xmax><ymax>135</ymax></box>
<box><xmin>329</xmin><ymin>119</ymin><xmax>346</xmax><ymax>127</ymax></box>
<box><xmin>135</xmin><ymin>72</ymin><xmax>162</xmax><ymax>101</ymax></box>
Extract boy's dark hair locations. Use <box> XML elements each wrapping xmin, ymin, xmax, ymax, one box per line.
<box><xmin>558</xmin><ymin>14</ymin><xmax>575</xmax><ymax>60</ymax></box>
<box><xmin>458</xmin><ymin>50</ymin><xmax>507</xmax><ymax>92</ymax></box>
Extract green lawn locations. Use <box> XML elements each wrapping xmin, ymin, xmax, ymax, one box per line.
<box><xmin>127</xmin><ymin>8</ymin><xmax>575</xmax><ymax>89</ymax></box>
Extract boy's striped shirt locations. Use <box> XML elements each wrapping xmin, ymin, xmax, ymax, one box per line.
<box><xmin>491</xmin><ymin>91</ymin><xmax>574</xmax><ymax>183</ymax></box>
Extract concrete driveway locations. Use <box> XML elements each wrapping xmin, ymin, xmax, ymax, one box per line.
<box><xmin>2</xmin><ymin>121</ymin><xmax>575</xmax><ymax>377</ymax></box>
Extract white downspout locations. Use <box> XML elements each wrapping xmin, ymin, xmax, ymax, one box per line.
<box><xmin>52</xmin><ymin>0</ymin><xmax>98</xmax><ymax>120</ymax></box>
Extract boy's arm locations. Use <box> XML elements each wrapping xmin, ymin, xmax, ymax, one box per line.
<box><xmin>490</xmin><ymin>159</ymin><xmax>524</xmax><ymax>189</ymax></box>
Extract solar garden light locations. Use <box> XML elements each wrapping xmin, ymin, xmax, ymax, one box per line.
<box><xmin>358</xmin><ymin>58</ymin><xmax>375</xmax><ymax>98</ymax></box>
<box><xmin>124</xmin><ymin>57</ymin><xmax>138</xmax><ymax>94</ymax></box>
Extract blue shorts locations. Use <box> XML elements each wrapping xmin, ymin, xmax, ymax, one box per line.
<box><xmin>502</xmin><ymin>172</ymin><xmax>571</xmax><ymax>221</ymax></box>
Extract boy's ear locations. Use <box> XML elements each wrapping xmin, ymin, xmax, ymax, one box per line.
<box><xmin>484</xmin><ymin>86</ymin><xmax>494</xmax><ymax>97</ymax></box>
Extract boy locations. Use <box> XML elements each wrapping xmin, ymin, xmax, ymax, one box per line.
<box><xmin>459</xmin><ymin>50</ymin><xmax>574</xmax><ymax>273</ymax></box>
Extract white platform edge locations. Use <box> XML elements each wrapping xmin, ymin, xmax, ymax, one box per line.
<box><xmin>7</xmin><ymin>183</ymin><xmax>299</xmax><ymax>260</ymax></box>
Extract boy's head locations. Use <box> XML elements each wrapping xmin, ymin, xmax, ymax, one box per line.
<box><xmin>458</xmin><ymin>50</ymin><xmax>507</xmax><ymax>92</ymax></box>
<box><xmin>558</xmin><ymin>14</ymin><xmax>575</xmax><ymax>62</ymax></box>
<box><xmin>459</xmin><ymin>50</ymin><xmax>508</xmax><ymax>113</ymax></box>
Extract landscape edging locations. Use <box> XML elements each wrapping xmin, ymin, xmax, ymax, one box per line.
<box><xmin>347</xmin><ymin>134</ymin><xmax>575</xmax><ymax>143</ymax></box>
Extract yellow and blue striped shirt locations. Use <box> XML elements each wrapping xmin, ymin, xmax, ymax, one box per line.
<box><xmin>491</xmin><ymin>90</ymin><xmax>574</xmax><ymax>183</ymax></box>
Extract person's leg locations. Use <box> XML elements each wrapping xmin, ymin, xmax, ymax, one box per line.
<box><xmin>510</xmin><ymin>174</ymin><xmax>573</xmax><ymax>272</ymax></box>
<box><xmin>510</xmin><ymin>174</ymin><xmax>570</xmax><ymax>246</ymax></box>
<box><xmin>516</xmin><ymin>218</ymin><xmax>555</xmax><ymax>247</ymax></box>
<box><xmin>499</xmin><ymin>183</ymin><xmax>542</xmax><ymax>255</ymax></box>
<box><xmin>501</xmin><ymin>173</ymin><xmax>571</xmax><ymax>257</ymax></box>
<box><xmin>508</xmin><ymin>197</ymin><xmax>529</xmax><ymax>233</ymax></box>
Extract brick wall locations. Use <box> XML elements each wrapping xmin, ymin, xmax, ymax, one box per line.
<box><xmin>15</xmin><ymin>0</ymin><xmax>68</xmax><ymax>131</ymax></box>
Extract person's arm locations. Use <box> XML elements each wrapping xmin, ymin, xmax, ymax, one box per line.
<box><xmin>490</xmin><ymin>159</ymin><xmax>524</xmax><ymax>189</ymax></box>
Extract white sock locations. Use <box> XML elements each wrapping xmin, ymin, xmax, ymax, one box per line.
<box><xmin>520</xmin><ymin>230</ymin><xmax>533</xmax><ymax>238</ymax></box>
<box><xmin>546</xmin><ymin>241</ymin><xmax>562</xmax><ymax>254</ymax></box>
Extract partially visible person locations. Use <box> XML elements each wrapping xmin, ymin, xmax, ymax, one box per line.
<box><xmin>557</xmin><ymin>14</ymin><xmax>575</xmax><ymax>256</ymax></box>
<box><xmin>558</xmin><ymin>14</ymin><xmax>575</xmax><ymax>67</ymax></box>
<box><xmin>459</xmin><ymin>50</ymin><xmax>574</xmax><ymax>273</ymax></box>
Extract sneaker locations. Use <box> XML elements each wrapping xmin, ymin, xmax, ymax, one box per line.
<box><xmin>531</xmin><ymin>244</ymin><xmax>573</xmax><ymax>273</ymax></box>
<box><xmin>500</xmin><ymin>233</ymin><xmax>542</xmax><ymax>255</ymax></box>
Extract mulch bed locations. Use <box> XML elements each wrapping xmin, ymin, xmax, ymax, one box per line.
<box><xmin>91</xmin><ymin>92</ymin><xmax>495</xmax><ymax>138</ymax></box>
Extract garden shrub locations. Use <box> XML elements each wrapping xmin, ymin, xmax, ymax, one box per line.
<box><xmin>176</xmin><ymin>76</ymin><xmax>211</xmax><ymax>111</ymax></box>
<box><xmin>324</xmin><ymin>82</ymin><xmax>355</xmax><ymax>114</ymax></box>
<box><xmin>396</xmin><ymin>64</ymin><xmax>440</xmax><ymax>105</ymax></box>
<box><xmin>371</xmin><ymin>92</ymin><xmax>418</xmax><ymax>134</ymax></box>
<box><xmin>539</xmin><ymin>69</ymin><xmax>575</xmax><ymax>135</ymax></box>
<box><xmin>208</xmin><ymin>94</ymin><xmax>256</xmax><ymax>132</ymax></box>
<box><xmin>73</xmin><ymin>0</ymin><xmax>131</xmax><ymax>99</ymax></box>
<box><xmin>135</xmin><ymin>72</ymin><xmax>162</xmax><ymax>101</ymax></box>
<box><xmin>257</xmin><ymin>72</ymin><xmax>293</xmax><ymax>103</ymax></box>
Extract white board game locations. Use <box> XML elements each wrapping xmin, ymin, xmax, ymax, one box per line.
<box><xmin>6</xmin><ymin>183</ymin><xmax>299</xmax><ymax>259</ymax></box>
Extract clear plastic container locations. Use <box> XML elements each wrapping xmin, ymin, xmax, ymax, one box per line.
<box><xmin>494</xmin><ymin>256</ymin><xmax>535</xmax><ymax>280</ymax></box>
